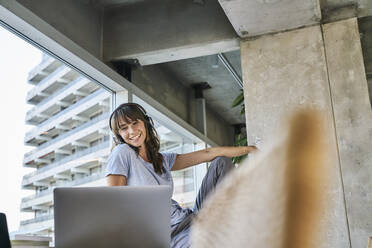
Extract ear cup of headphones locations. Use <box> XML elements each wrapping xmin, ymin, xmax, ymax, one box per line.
<box><xmin>144</xmin><ymin>115</ymin><xmax>153</xmax><ymax>124</ymax></box>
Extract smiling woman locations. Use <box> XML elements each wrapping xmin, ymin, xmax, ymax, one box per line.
<box><xmin>106</xmin><ymin>103</ymin><xmax>257</xmax><ymax>248</ymax></box>
<box><xmin>109</xmin><ymin>103</ymin><xmax>165</xmax><ymax>174</ymax></box>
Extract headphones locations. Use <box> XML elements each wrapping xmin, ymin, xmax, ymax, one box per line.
<box><xmin>109</xmin><ymin>103</ymin><xmax>155</xmax><ymax>145</ymax></box>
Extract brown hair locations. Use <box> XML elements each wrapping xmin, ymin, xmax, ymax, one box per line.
<box><xmin>109</xmin><ymin>103</ymin><xmax>164</xmax><ymax>174</ymax></box>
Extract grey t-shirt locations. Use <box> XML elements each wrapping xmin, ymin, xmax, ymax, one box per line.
<box><xmin>105</xmin><ymin>144</ymin><xmax>192</xmax><ymax>247</ymax></box>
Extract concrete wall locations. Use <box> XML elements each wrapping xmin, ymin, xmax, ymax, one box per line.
<box><xmin>323</xmin><ymin>18</ymin><xmax>372</xmax><ymax>248</ymax></box>
<box><xmin>241</xmin><ymin>25</ymin><xmax>350</xmax><ymax>247</ymax></box>
<box><xmin>132</xmin><ymin>65</ymin><xmax>191</xmax><ymax>123</ymax></box>
<box><xmin>205</xmin><ymin>105</ymin><xmax>234</xmax><ymax>146</ymax></box>
<box><xmin>241</xmin><ymin>18</ymin><xmax>372</xmax><ymax>248</ymax></box>
<box><xmin>17</xmin><ymin>0</ymin><xmax>103</xmax><ymax>58</ymax></box>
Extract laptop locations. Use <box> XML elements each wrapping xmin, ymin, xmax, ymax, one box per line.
<box><xmin>0</xmin><ymin>213</ymin><xmax>11</xmax><ymax>248</ymax></box>
<box><xmin>54</xmin><ymin>186</ymin><xmax>171</xmax><ymax>248</ymax></box>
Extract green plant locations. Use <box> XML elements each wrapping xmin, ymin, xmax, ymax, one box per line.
<box><xmin>232</xmin><ymin>89</ymin><xmax>248</xmax><ymax>164</ymax></box>
<box><xmin>231</xmin><ymin>90</ymin><xmax>245</xmax><ymax>115</ymax></box>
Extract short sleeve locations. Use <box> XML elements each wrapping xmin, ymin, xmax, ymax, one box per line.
<box><xmin>161</xmin><ymin>152</ymin><xmax>178</xmax><ymax>171</ymax></box>
<box><xmin>105</xmin><ymin>144</ymin><xmax>132</xmax><ymax>177</ymax></box>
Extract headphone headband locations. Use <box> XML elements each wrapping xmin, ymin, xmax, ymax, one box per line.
<box><xmin>109</xmin><ymin>103</ymin><xmax>148</xmax><ymax>130</ymax></box>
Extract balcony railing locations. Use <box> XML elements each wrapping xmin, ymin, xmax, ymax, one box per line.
<box><xmin>26</xmin><ymin>76</ymin><xmax>90</xmax><ymax>119</ymax></box>
<box><xmin>24</xmin><ymin>112</ymin><xmax>109</xmax><ymax>161</ymax></box>
<box><xmin>24</xmin><ymin>88</ymin><xmax>109</xmax><ymax>143</ymax></box>
<box><xmin>27</xmin><ymin>56</ymin><xmax>55</xmax><ymax>82</ymax></box>
<box><xmin>22</xmin><ymin>140</ymin><xmax>110</xmax><ymax>185</ymax></box>
<box><xmin>21</xmin><ymin>170</ymin><xmax>106</xmax><ymax>206</ymax></box>
<box><xmin>26</xmin><ymin>65</ymin><xmax>70</xmax><ymax>101</ymax></box>
<box><xmin>21</xmin><ymin>214</ymin><xmax>53</xmax><ymax>226</ymax></box>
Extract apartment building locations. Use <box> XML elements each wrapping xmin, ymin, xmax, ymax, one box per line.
<box><xmin>18</xmin><ymin>54</ymin><xmax>199</xmax><ymax>236</ymax></box>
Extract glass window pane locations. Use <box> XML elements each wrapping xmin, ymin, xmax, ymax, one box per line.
<box><xmin>1</xmin><ymin>24</ymin><xmax>210</xmax><ymax>244</ymax></box>
<box><xmin>154</xmin><ymin>120</ymin><xmax>198</xmax><ymax>208</ymax></box>
<box><xmin>20</xmin><ymin>52</ymin><xmax>113</xmax><ymax>237</ymax></box>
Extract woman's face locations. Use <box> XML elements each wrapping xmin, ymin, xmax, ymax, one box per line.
<box><xmin>118</xmin><ymin>118</ymin><xmax>147</xmax><ymax>148</ymax></box>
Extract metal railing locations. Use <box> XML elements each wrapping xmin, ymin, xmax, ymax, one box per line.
<box><xmin>22</xmin><ymin>140</ymin><xmax>110</xmax><ymax>184</ymax></box>
<box><xmin>24</xmin><ymin>88</ymin><xmax>108</xmax><ymax>144</ymax></box>
<box><xmin>25</xmin><ymin>115</ymin><xmax>109</xmax><ymax>164</ymax></box>
<box><xmin>21</xmin><ymin>169</ymin><xmax>106</xmax><ymax>205</ymax></box>
<box><xmin>27</xmin><ymin>56</ymin><xmax>55</xmax><ymax>82</ymax></box>
<box><xmin>26</xmin><ymin>65</ymin><xmax>69</xmax><ymax>101</ymax></box>
<box><xmin>26</xmin><ymin>76</ymin><xmax>90</xmax><ymax>118</ymax></box>
<box><xmin>21</xmin><ymin>214</ymin><xmax>53</xmax><ymax>226</ymax></box>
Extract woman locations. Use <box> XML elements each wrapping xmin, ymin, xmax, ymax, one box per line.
<box><xmin>106</xmin><ymin>103</ymin><xmax>257</xmax><ymax>248</ymax></box>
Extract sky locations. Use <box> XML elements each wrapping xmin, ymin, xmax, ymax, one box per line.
<box><xmin>0</xmin><ymin>25</ymin><xmax>43</xmax><ymax>232</ymax></box>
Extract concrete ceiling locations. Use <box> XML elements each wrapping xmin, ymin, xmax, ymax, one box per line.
<box><xmin>219</xmin><ymin>0</ymin><xmax>321</xmax><ymax>38</ymax></box>
<box><xmin>220</xmin><ymin>0</ymin><xmax>372</xmax><ymax>38</ymax></box>
<box><xmin>157</xmin><ymin>50</ymin><xmax>244</xmax><ymax>125</ymax></box>
<box><xmin>322</xmin><ymin>0</ymin><xmax>372</xmax><ymax>17</ymax></box>
<box><xmin>2</xmin><ymin>0</ymin><xmax>372</xmax><ymax>145</ymax></box>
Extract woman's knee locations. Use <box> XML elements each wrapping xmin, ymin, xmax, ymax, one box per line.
<box><xmin>210</xmin><ymin>156</ymin><xmax>234</xmax><ymax>173</ymax></box>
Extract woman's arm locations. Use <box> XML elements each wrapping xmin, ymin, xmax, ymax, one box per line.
<box><xmin>107</xmin><ymin>175</ymin><xmax>127</xmax><ymax>186</ymax></box>
<box><xmin>171</xmin><ymin>146</ymin><xmax>257</xmax><ymax>171</ymax></box>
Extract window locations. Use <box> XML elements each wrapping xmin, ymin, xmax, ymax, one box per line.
<box><xmin>1</xmin><ymin>24</ymin><xmax>210</xmax><ymax>241</ymax></box>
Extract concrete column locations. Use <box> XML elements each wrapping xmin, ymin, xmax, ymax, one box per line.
<box><xmin>323</xmin><ymin>18</ymin><xmax>372</xmax><ymax>248</ymax></box>
<box><xmin>193</xmin><ymin>82</ymin><xmax>210</xmax><ymax>135</ymax></box>
<box><xmin>193</xmin><ymin>97</ymin><xmax>208</xmax><ymax>190</ymax></box>
<box><xmin>192</xmin><ymin>83</ymin><xmax>209</xmax><ymax>193</ymax></box>
<box><xmin>240</xmin><ymin>25</ymin><xmax>349</xmax><ymax>247</ymax></box>
<box><xmin>195</xmin><ymin>98</ymin><xmax>207</xmax><ymax>136</ymax></box>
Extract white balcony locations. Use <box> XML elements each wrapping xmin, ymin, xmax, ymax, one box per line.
<box><xmin>21</xmin><ymin>171</ymin><xmax>107</xmax><ymax>212</ymax></box>
<box><xmin>27</xmin><ymin>56</ymin><xmax>61</xmax><ymax>84</ymax></box>
<box><xmin>21</xmin><ymin>192</ymin><xmax>54</xmax><ymax>211</ymax></box>
<box><xmin>26</xmin><ymin>65</ymin><xmax>75</xmax><ymax>104</ymax></box>
<box><xmin>19</xmin><ymin>174</ymin><xmax>106</xmax><ymax>236</ymax></box>
<box><xmin>18</xmin><ymin>215</ymin><xmax>54</xmax><ymax>235</ymax></box>
<box><xmin>24</xmin><ymin>89</ymin><xmax>110</xmax><ymax>145</ymax></box>
<box><xmin>22</xmin><ymin>141</ymin><xmax>110</xmax><ymax>189</ymax></box>
<box><xmin>25</xmin><ymin>77</ymin><xmax>96</xmax><ymax>125</ymax></box>
<box><xmin>23</xmin><ymin>113</ymin><xmax>110</xmax><ymax>167</ymax></box>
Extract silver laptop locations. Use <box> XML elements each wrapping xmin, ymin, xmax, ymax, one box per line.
<box><xmin>54</xmin><ymin>186</ymin><xmax>171</xmax><ymax>248</ymax></box>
